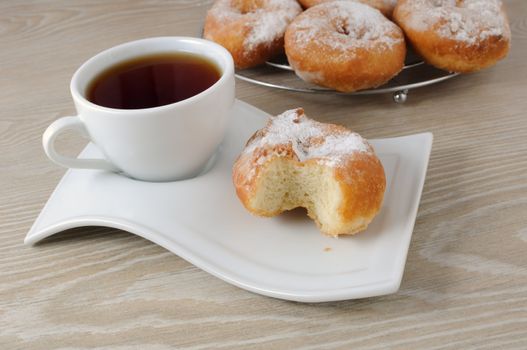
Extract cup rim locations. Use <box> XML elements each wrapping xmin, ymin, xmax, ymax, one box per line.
<box><xmin>70</xmin><ymin>36</ymin><xmax>234</xmax><ymax>114</ymax></box>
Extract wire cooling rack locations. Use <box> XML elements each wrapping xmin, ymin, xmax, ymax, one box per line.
<box><xmin>235</xmin><ymin>48</ymin><xmax>458</xmax><ymax>103</ymax></box>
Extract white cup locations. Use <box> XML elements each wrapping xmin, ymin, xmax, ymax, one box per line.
<box><xmin>43</xmin><ymin>37</ymin><xmax>235</xmax><ymax>182</ymax></box>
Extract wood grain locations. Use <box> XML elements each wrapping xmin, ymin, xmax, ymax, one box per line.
<box><xmin>1</xmin><ymin>0</ymin><xmax>527</xmax><ymax>348</ymax></box>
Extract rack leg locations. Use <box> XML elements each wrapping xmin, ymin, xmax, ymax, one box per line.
<box><xmin>393</xmin><ymin>89</ymin><xmax>408</xmax><ymax>104</ymax></box>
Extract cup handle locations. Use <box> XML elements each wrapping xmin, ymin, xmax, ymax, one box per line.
<box><xmin>43</xmin><ymin>116</ymin><xmax>119</xmax><ymax>172</ymax></box>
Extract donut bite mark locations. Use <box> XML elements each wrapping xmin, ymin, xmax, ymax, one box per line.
<box><xmin>232</xmin><ymin>108</ymin><xmax>386</xmax><ymax>237</ymax></box>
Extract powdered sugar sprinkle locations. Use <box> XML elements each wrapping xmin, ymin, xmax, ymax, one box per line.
<box><xmin>209</xmin><ymin>0</ymin><xmax>301</xmax><ymax>51</ymax></box>
<box><xmin>401</xmin><ymin>0</ymin><xmax>510</xmax><ymax>45</ymax></box>
<box><xmin>288</xmin><ymin>1</ymin><xmax>403</xmax><ymax>54</ymax></box>
<box><xmin>243</xmin><ymin>108</ymin><xmax>371</xmax><ymax>169</ymax></box>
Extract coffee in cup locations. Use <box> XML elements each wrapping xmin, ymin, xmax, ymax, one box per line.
<box><xmin>42</xmin><ymin>37</ymin><xmax>235</xmax><ymax>182</ymax></box>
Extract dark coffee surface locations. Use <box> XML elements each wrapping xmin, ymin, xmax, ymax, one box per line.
<box><xmin>87</xmin><ymin>52</ymin><xmax>221</xmax><ymax>109</ymax></box>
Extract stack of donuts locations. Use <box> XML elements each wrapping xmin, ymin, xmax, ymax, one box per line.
<box><xmin>204</xmin><ymin>0</ymin><xmax>511</xmax><ymax>93</ymax></box>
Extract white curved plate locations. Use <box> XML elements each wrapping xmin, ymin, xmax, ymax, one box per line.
<box><xmin>26</xmin><ymin>100</ymin><xmax>432</xmax><ymax>302</ymax></box>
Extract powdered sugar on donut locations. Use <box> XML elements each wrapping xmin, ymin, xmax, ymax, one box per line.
<box><xmin>209</xmin><ymin>0</ymin><xmax>301</xmax><ymax>51</ymax></box>
<box><xmin>401</xmin><ymin>0</ymin><xmax>510</xmax><ymax>45</ymax></box>
<box><xmin>243</xmin><ymin>108</ymin><xmax>371</xmax><ymax>170</ymax></box>
<box><xmin>288</xmin><ymin>1</ymin><xmax>403</xmax><ymax>55</ymax></box>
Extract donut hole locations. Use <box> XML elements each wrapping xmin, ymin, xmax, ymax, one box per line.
<box><xmin>336</xmin><ymin>21</ymin><xmax>351</xmax><ymax>36</ymax></box>
<box><xmin>334</xmin><ymin>19</ymin><xmax>369</xmax><ymax>40</ymax></box>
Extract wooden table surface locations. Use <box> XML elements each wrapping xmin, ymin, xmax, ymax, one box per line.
<box><xmin>2</xmin><ymin>1</ymin><xmax>527</xmax><ymax>348</ymax></box>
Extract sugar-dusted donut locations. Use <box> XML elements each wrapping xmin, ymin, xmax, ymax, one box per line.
<box><xmin>204</xmin><ymin>0</ymin><xmax>302</xmax><ymax>69</ymax></box>
<box><xmin>298</xmin><ymin>0</ymin><xmax>398</xmax><ymax>18</ymax></box>
<box><xmin>393</xmin><ymin>0</ymin><xmax>511</xmax><ymax>73</ymax></box>
<box><xmin>284</xmin><ymin>1</ymin><xmax>406</xmax><ymax>92</ymax></box>
<box><xmin>233</xmin><ymin>108</ymin><xmax>386</xmax><ymax>236</ymax></box>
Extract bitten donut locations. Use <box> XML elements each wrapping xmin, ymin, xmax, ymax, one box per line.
<box><xmin>233</xmin><ymin>108</ymin><xmax>386</xmax><ymax>237</ymax></box>
<box><xmin>204</xmin><ymin>0</ymin><xmax>302</xmax><ymax>69</ymax></box>
<box><xmin>393</xmin><ymin>0</ymin><xmax>511</xmax><ymax>73</ymax></box>
<box><xmin>285</xmin><ymin>1</ymin><xmax>406</xmax><ymax>92</ymax></box>
<box><xmin>298</xmin><ymin>0</ymin><xmax>398</xmax><ymax>18</ymax></box>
